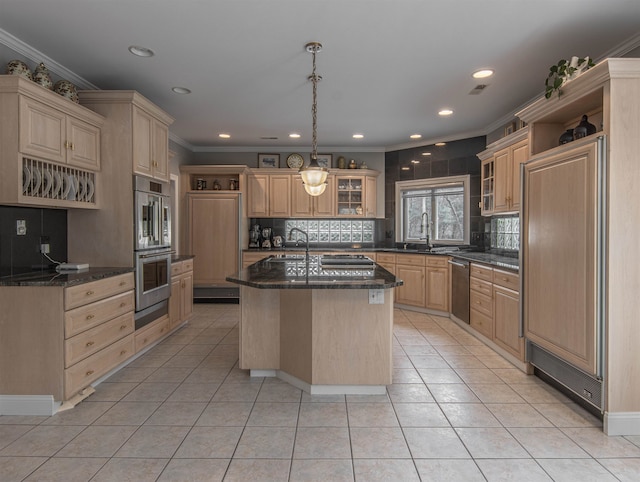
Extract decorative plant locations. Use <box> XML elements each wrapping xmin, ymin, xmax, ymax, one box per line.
<box><xmin>544</xmin><ymin>57</ymin><xmax>595</xmax><ymax>99</ymax></box>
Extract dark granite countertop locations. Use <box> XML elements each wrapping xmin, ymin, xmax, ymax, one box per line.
<box><xmin>0</xmin><ymin>267</ymin><xmax>134</xmax><ymax>287</ymax></box>
<box><xmin>243</xmin><ymin>247</ymin><xmax>519</xmax><ymax>271</ymax></box>
<box><xmin>227</xmin><ymin>255</ymin><xmax>402</xmax><ymax>289</ymax></box>
<box><xmin>172</xmin><ymin>254</ymin><xmax>195</xmax><ymax>263</ymax></box>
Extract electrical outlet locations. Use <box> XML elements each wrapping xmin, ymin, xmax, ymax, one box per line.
<box><xmin>39</xmin><ymin>243</ymin><xmax>50</xmax><ymax>254</ymax></box>
<box><xmin>368</xmin><ymin>289</ymin><xmax>384</xmax><ymax>304</ymax></box>
<box><xmin>16</xmin><ymin>220</ymin><xmax>26</xmax><ymax>235</ymax></box>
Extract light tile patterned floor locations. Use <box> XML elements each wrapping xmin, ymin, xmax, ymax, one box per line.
<box><xmin>1</xmin><ymin>304</ymin><xmax>640</xmax><ymax>481</ymax></box>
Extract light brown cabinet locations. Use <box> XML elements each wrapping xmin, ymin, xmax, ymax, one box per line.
<box><xmin>0</xmin><ymin>272</ymin><xmax>135</xmax><ymax>403</ymax></box>
<box><xmin>187</xmin><ymin>192</ymin><xmax>240</xmax><ymax>287</ymax></box>
<box><xmin>468</xmin><ymin>263</ymin><xmax>523</xmax><ymax>360</ymax></box>
<box><xmin>479</xmin><ymin>129</ymin><xmax>528</xmax><ymax>215</ymax></box>
<box><xmin>388</xmin><ymin>253</ymin><xmax>449</xmax><ymax>311</ymax></box>
<box><xmin>132</xmin><ymin>106</ymin><xmax>169</xmax><ymax>181</ymax></box>
<box><xmin>170</xmin><ymin>258</ymin><xmax>194</xmax><ymax>330</ymax></box>
<box><xmin>335</xmin><ymin>173</ymin><xmax>377</xmax><ymax>217</ymax></box>
<box><xmin>247</xmin><ymin>170</ymin><xmax>291</xmax><ymax>217</ymax></box>
<box><xmin>291</xmin><ymin>174</ymin><xmax>335</xmax><ymax>217</ymax></box>
<box><xmin>0</xmin><ymin>75</ymin><xmax>103</xmax><ymax>209</ymax></box>
<box><xmin>242</xmin><ymin>251</ymin><xmax>270</xmax><ymax>268</ymax></box>
<box><xmin>425</xmin><ymin>257</ymin><xmax>449</xmax><ymax>312</ymax></box>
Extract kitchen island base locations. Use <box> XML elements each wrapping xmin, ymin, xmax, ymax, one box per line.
<box><xmin>239</xmin><ymin>286</ymin><xmax>393</xmax><ymax>394</ymax></box>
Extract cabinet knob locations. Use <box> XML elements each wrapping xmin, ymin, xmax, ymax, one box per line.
<box><xmin>120</xmin><ymin>350</ymin><xmax>127</xmax><ymax>356</ymax></box>
<box><xmin>120</xmin><ymin>302</ymin><xmax>126</xmax><ymax>308</ymax></box>
<box><xmin>120</xmin><ymin>325</ymin><xmax>127</xmax><ymax>330</ymax></box>
<box><xmin>85</xmin><ymin>341</ymin><xmax>94</xmax><ymax>347</ymax></box>
<box><xmin>70</xmin><ymin>142</ymin><xmax>75</xmax><ymax>151</ymax></box>
<box><xmin>86</xmin><ymin>290</ymin><xmax>94</xmax><ymax>296</ymax></box>
<box><xmin>86</xmin><ymin>314</ymin><xmax>94</xmax><ymax>320</ymax></box>
<box><xmin>85</xmin><ymin>370</ymin><xmax>94</xmax><ymax>376</ymax></box>
<box><xmin>119</xmin><ymin>281</ymin><xmax>126</xmax><ymax>286</ymax></box>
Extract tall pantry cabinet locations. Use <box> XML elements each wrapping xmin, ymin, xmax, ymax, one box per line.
<box><xmin>69</xmin><ymin>91</ymin><xmax>174</xmax><ymax>266</ymax></box>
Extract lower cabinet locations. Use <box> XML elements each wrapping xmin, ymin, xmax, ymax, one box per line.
<box><xmin>0</xmin><ymin>272</ymin><xmax>135</xmax><ymax>402</ymax></box>
<box><xmin>169</xmin><ymin>258</ymin><xmax>194</xmax><ymax>330</ymax></box>
<box><xmin>395</xmin><ymin>255</ymin><xmax>426</xmax><ymax>307</ymax></box>
<box><xmin>135</xmin><ymin>315</ymin><xmax>171</xmax><ymax>352</ymax></box>
<box><xmin>469</xmin><ymin>263</ymin><xmax>523</xmax><ymax>360</ymax></box>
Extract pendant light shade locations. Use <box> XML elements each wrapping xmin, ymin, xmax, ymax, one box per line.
<box><xmin>303</xmin><ymin>181</ymin><xmax>327</xmax><ymax>196</ymax></box>
<box><xmin>298</xmin><ymin>41</ymin><xmax>327</xmax><ymax>195</ymax></box>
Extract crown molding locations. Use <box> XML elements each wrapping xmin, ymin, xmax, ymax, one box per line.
<box><xmin>189</xmin><ymin>145</ymin><xmax>385</xmax><ymax>154</ymax></box>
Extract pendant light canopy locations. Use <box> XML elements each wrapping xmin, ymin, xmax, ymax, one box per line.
<box><xmin>299</xmin><ymin>41</ymin><xmax>328</xmax><ymax>195</ymax></box>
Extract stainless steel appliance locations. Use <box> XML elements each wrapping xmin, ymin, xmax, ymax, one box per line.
<box><xmin>134</xmin><ymin>175</ymin><xmax>172</xmax><ymax>324</ymax></box>
<box><xmin>449</xmin><ymin>258</ymin><xmax>470</xmax><ymax>323</ymax></box>
<box><xmin>134</xmin><ymin>176</ymin><xmax>171</xmax><ymax>250</ymax></box>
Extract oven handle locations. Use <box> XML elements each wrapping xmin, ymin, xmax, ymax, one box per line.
<box><xmin>138</xmin><ymin>250</ymin><xmax>175</xmax><ymax>259</ymax></box>
<box><xmin>447</xmin><ymin>259</ymin><xmax>468</xmax><ymax>268</ymax></box>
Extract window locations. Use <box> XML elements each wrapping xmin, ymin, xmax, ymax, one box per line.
<box><xmin>395</xmin><ymin>175</ymin><xmax>470</xmax><ymax>245</ymax></box>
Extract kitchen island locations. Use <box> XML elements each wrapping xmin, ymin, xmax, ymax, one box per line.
<box><xmin>226</xmin><ymin>255</ymin><xmax>402</xmax><ymax>394</ymax></box>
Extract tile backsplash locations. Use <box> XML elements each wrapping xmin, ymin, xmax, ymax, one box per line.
<box><xmin>286</xmin><ymin>219</ymin><xmax>375</xmax><ymax>244</ymax></box>
<box><xmin>491</xmin><ymin>215</ymin><xmax>519</xmax><ymax>251</ymax></box>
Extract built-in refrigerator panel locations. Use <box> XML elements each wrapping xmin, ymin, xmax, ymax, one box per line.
<box><xmin>521</xmin><ymin>136</ymin><xmax>606</xmax><ymax>410</ymax></box>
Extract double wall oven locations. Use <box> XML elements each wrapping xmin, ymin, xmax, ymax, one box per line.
<box><xmin>134</xmin><ymin>175</ymin><xmax>172</xmax><ymax>329</ymax></box>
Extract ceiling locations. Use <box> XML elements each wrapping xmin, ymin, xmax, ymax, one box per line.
<box><xmin>1</xmin><ymin>0</ymin><xmax>639</xmax><ymax>152</ymax></box>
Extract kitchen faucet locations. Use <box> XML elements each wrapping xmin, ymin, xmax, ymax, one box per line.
<box><xmin>288</xmin><ymin>227</ymin><xmax>309</xmax><ymax>258</ymax></box>
<box><xmin>420</xmin><ymin>212</ymin><xmax>432</xmax><ymax>250</ymax></box>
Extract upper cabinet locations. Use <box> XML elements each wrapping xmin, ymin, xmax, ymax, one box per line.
<box><xmin>0</xmin><ymin>75</ymin><xmax>104</xmax><ymax>208</ymax></box>
<box><xmin>246</xmin><ymin>169</ymin><xmax>378</xmax><ymax>218</ymax></box>
<box><xmin>291</xmin><ymin>174</ymin><xmax>335</xmax><ymax>217</ymax></box>
<box><xmin>79</xmin><ymin>90</ymin><xmax>174</xmax><ymax>182</ymax></box>
<box><xmin>478</xmin><ymin>128</ymin><xmax>528</xmax><ymax>216</ymax></box>
<box><xmin>132</xmin><ymin>106</ymin><xmax>169</xmax><ymax>181</ymax></box>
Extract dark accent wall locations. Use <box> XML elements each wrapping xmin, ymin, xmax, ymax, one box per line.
<box><xmin>0</xmin><ymin>206</ymin><xmax>67</xmax><ymax>277</ymax></box>
<box><xmin>384</xmin><ymin>136</ymin><xmax>487</xmax><ymax>248</ymax></box>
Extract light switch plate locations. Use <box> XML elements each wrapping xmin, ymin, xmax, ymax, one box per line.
<box><xmin>368</xmin><ymin>289</ymin><xmax>384</xmax><ymax>304</ymax></box>
<box><xmin>16</xmin><ymin>220</ymin><xmax>26</xmax><ymax>235</ymax></box>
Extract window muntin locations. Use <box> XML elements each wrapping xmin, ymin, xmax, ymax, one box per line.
<box><xmin>396</xmin><ymin>175</ymin><xmax>470</xmax><ymax>245</ymax></box>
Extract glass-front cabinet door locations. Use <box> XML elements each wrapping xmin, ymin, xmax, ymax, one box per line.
<box><xmin>481</xmin><ymin>158</ymin><xmax>494</xmax><ymax>216</ymax></box>
<box><xmin>336</xmin><ymin>176</ymin><xmax>364</xmax><ymax>216</ymax></box>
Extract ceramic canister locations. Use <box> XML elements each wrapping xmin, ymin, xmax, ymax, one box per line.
<box><xmin>6</xmin><ymin>59</ymin><xmax>32</xmax><ymax>80</ymax></box>
<box><xmin>33</xmin><ymin>62</ymin><xmax>53</xmax><ymax>90</ymax></box>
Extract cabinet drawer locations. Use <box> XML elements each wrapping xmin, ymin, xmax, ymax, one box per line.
<box><xmin>135</xmin><ymin>315</ymin><xmax>170</xmax><ymax>352</ymax></box>
<box><xmin>395</xmin><ymin>253</ymin><xmax>426</xmax><ymax>266</ymax></box>
<box><xmin>493</xmin><ymin>269</ymin><xmax>519</xmax><ymax>292</ymax></box>
<box><xmin>376</xmin><ymin>253</ymin><xmax>396</xmax><ymax>264</ymax></box>
<box><xmin>65</xmin><ymin>273</ymin><xmax>134</xmax><ymax>310</ymax></box>
<box><xmin>65</xmin><ymin>291</ymin><xmax>134</xmax><ymax>338</ymax></box>
<box><xmin>182</xmin><ymin>259</ymin><xmax>193</xmax><ymax>272</ymax></box>
<box><xmin>64</xmin><ymin>334</ymin><xmax>135</xmax><ymax>398</ymax></box>
<box><xmin>470</xmin><ymin>263</ymin><xmax>493</xmax><ymax>282</ymax></box>
<box><xmin>426</xmin><ymin>255</ymin><xmax>449</xmax><ymax>267</ymax></box>
<box><xmin>171</xmin><ymin>262</ymin><xmax>183</xmax><ymax>277</ymax></box>
<box><xmin>65</xmin><ymin>312</ymin><xmax>134</xmax><ymax>368</ymax></box>
<box><xmin>470</xmin><ymin>309</ymin><xmax>493</xmax><ymax>339</ymax></box>
<box><xmin>470</xmin><ymin>290</ymin><xmax>493</xmax><ymax>317</ymax></box>
<box><xmin>470</xmin><ymin>277</ymin><xmax>492</xmax><ymax>297</ymax></box>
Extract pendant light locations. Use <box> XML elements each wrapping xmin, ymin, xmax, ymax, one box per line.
<box><xmin>299</xmin><ymin>41</ymin><xmax>328</xmax><ymax>195</ymax></box>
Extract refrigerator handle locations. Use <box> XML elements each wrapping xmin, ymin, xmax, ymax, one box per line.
<box><xmin>519</xmin><ymin>161</ymin><xmax>525</xmax><ymax>339</ymax></box>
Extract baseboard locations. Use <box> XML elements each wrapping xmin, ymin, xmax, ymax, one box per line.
<box><xmin>0</xmin><ymin>395</ymin><xmax>59</xmax><ymax>416</ymax></box>
<box><xmin>276</xmin><ymin>370</ymin><xmax>386</xmax><ymax>395</ymax></box>
<box><xmin>604</xmin><ymin>411</ymin><xmax>640</xmax><ymax>436</ymax></box>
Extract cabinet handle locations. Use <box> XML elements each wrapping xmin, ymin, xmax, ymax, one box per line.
<box><xmin>64</xmin><ymin>140</ymin><xmax>70</xmax><ymax>149</ymax></box>
<box><xmin>85</xmin><ymin>370</ymin><xmax>94</xmax><ymax>376</ymax></box>
<box><xmin>85</xmin><ymin>341</ymin><xmax>94</xmax><ymax>347</ymax></box>
<box><xmin>86</xmin><ymin>314</ymin><xmax>94</xmax><ymax>320</ymax></box>
<box><xmin>475</xmin><ymin>300</ymin><xmax>481</xmax><ymax>305</ymax></box>
<box><xmin>119</xmin><ymin>281</ymin><xmax>126</xmax><ymax>286</ymax></box>
<box><xmin>120</xmin><ymin>325</ymin><xmax>127</xmax><ymax>330</ymax></box>
<box><xmin>70</xmin><ymin>142</ymin><xmax>75</xmax><ymax>151</ymax></box>
<box><xmin>120</xmin><ymin>350</ymin><xmax>127</xmax><ymax>356</ymax></box>
<box><xmin>120</xmin><ymin>302</ymin><xmax>126</xmax><ymax>308</ymax></box>
<box><xmin>86</xmin><ymin>290</ymin><xmax>94</xmax><ymax>296</ymax></box>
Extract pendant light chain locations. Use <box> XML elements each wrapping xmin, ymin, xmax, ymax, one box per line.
<box><xmin>311</xmin><ymin>47</ymin><xmax>318</xmax><ymax>160</ymax></box>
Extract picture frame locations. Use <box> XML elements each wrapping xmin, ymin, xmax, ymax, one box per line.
<box><xmin>316</xmin><ymin>153</ymin><xmax>332</xmax><ymax>168</ymax></box>
<box><xmin>258</xmin><ymin>153</ymin><xmax>280</xmax><ymax>168</ymax></box>
<box><xmin>518</xmin><ymin>119</ymin><xmax>527</xmax><ymax>130</ymax></box>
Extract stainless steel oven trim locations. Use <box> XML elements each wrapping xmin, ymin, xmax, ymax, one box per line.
<box><xmin>135</xmin><ymin>248</ymin><xmax>172</xmax><ymax>312</ymax></box>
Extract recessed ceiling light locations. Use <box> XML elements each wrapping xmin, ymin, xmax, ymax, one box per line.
<box><xmin>410</xmin><ymin>134</ymin><xmax>422</xmax><ymax>139</ymax></box>
<box><xmin>171</xmin><ymin>86</ymin><xmax>191</xmax><ymax>94</ymax></box>
<box><xmin>401</xmin><ymin>166</ymin><xmax>411</xmax><ymax>171</ymax></box>
<box><xmin>411</xmin><ymin>160</ymin><xmax>420</xmax><ymax>164</ymax></box>
<box><xmin>353</xmin><ymin>134</ymin><xmax>364</xmax><ymax>139</ymax></box>
<box><xmin>289</xmin><ymin>133</ymin><xmax>301</xmax><ymax>138</ymax></box>
<box><xmin>219</xmin><ymin>133</ymin><xmax>231</xmax><ymax>139</ymax></box>
<box><xmin>438</xmin><ymin>109</ymin><xmax>453</xmax><ymax>116</ymax></box>
<box><xmin>473</xmin><ymin>69</ymin><xmax>494</xmax><ymax>79</ymax></box>
<box><xmin>128</xmin><ymin>45</ymin><xmax>155</xmax><ymax>57</ymax></box>
<box><xmin>435</xmin><ymin>142</ymin><xmax>446</xmax><ymax>146</ymax></box>
<box><xmin>421</xmin><ymin>152</ymin><xmax>431</xmax><ymax>156</ymax></box>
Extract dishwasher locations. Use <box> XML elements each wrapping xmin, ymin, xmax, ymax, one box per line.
<box><xmin>448</xmin><ymin>258</ymin><xmax>470</xmax><ymax>323</ymax></box>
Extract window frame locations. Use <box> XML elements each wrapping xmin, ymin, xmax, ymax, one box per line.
<box><xmin>395</xmin><ymin>175</ymin><xmax>471</xmax><ymax>246</ymax></box>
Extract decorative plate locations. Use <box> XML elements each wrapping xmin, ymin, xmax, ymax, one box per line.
<box><xmin>286</xmin><ymin>153</ymin><xmax>304</xmax><ymax>169</ymax></box>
